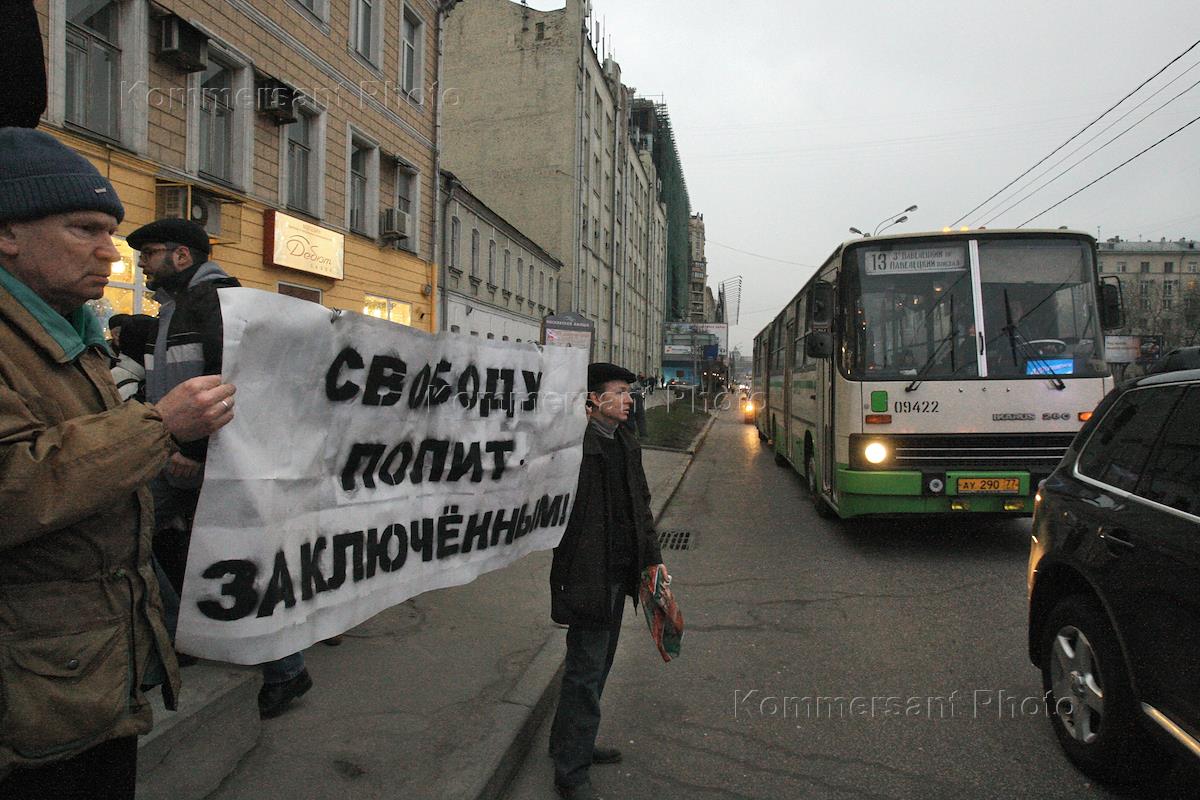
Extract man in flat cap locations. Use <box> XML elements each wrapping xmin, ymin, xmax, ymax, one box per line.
<box><xmin>0</xmin><ymin>127</ymin><xmax>236</xmax><ymax>798</ymax></box>
<box><xmin>548</xmin><ymin>362</ymin><xmax>666</xmax><ymax>800</ymax></box>
<box><xmin>128</xmin><ymin>217</ymin><xmax>313</xmax><ymax>717</ymax></box>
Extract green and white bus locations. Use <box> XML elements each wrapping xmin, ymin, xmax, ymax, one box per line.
<box><xmin>752</xmin><ymin>229</ymin><xmax>1122</xmax><ymax>518</ymax></box>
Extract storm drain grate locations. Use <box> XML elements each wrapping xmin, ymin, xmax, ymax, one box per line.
<box><xmin>658</xmin><ymin>529</ymin><xmax>695</xmax><ymax>551</ymax></box>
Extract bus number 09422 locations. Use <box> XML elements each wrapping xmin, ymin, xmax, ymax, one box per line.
<box><xmin>893</xmin><ymin>400</ymin><xmax>939</xmax><ymax>413</ymax></box>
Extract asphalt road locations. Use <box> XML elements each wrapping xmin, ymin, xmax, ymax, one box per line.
<box><xmin>504</xmin><ymin>410</ymin><xmax>1194</xmax><ymax>800</ymax></box>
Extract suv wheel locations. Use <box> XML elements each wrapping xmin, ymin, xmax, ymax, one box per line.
<box><xmin>1040</xmin><ymin>596</ymin><xmax>1164</xmax><ymax>783</ymax></box>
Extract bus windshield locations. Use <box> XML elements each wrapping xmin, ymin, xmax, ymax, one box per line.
<box><xmin>844</xmin><ymin>237</ymin><xmax>1108</xmax><ymax>380</ymax></box>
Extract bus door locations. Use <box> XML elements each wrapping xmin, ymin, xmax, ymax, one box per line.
<box><xmin>807</xmin><ymin>281</ymin><xmax>836</xmax><ymax>496</ymax></box>
<box><xmin>783</xmin><ymin>318</ymin><xmax>795</xmax><ymax>461</ymax></box>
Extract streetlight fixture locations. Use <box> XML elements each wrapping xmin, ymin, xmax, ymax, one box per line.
<box><xmin>849</xmin><ymin>226</ymin><xmax>867</xmax><ymax>237</ymax></box>
<box><xmin>872</xmin><ymin>204</ymin><xmax>918</xmax><ymax>236</ymax></box>
<box><xmin>875</xmin><ymin>215</ymin><xmax>909</xmax><ymax>236</ymax></box>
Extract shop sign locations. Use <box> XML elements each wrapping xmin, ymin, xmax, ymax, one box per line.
<box><xmin>264</xmin><ymin>209</ymin><xmax>345</xmax><ymax>280</ymax></box>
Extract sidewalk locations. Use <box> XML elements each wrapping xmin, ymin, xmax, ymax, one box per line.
<box><xmin>136</xmin><ymin>445</ymin><xmax>697</xmax><ymax>800</ymax></box>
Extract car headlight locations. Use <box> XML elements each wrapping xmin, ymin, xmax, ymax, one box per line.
<box><xmin>864</xmin><ymin>441</ymin><xmax>888</xmax><ymax>464</ymax></box>
<box><xmin>743</xmin><ymin>401</ymin><xmax>754</xmax><ymax>413</ymax></box>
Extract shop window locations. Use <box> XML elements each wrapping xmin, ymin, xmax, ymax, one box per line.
<box><xmin>363</xmin><ymin>293</ymin><xmax>411</xmax><ymax>326</ymax></box>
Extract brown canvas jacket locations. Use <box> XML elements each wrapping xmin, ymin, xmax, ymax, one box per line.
<box><xmin>0</xmin><ymin>284</ymin><xmax>181</xmax><ymax>777</ymax></box>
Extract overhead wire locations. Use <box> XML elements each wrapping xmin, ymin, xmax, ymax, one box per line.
<box><xmin>979</xmin><ymin>71</ymin><xmax>1200</xmax><ymax>227</ymax></box>
<box><xmin>706</xmin><ymin>239</ymin><xmax>820</xmax><ymax>268</ymax></box>
<box><xmin>1018</xmin><ymin>111</ymin><xmax>1200</xmax><ymax>228</ymax></box>
<box><xmin>951</xmin><ymin>37</ymin><xmax>1200</xmax><ymax>227</ymax></box>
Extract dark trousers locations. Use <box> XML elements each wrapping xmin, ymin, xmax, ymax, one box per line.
<box><xmin>0</xmin><ymin>735</ymin><xmax>137</xmax><ymax>800</ymax></box>
<box><xmin>549</xmin><ymin>584</ymin><xmax>626</xmax><ymax>788</ymax></box>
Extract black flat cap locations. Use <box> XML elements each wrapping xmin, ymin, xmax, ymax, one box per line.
<box><xmin>587</xmin><ymin>362</ymin><xmax>636</xmax><ymax>392</ymax></box>
<box><xmin>127</xmin><ymin>218</ymin><xmax>211</xmax><ymax>255</ymax></box>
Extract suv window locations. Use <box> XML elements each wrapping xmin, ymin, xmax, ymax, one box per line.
<box><xmin>1138</xmin><ymin>385</ymin><xmax>1200</xmax><ymax>515</ymax></box>
<box><xmin>1076</xmin><ymin>386</ymin><xmax>1183</xmax><ymax>492</ymax></box>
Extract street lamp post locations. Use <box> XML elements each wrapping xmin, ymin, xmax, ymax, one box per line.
<box><xmin>872</xmin><ymin>204</ymin><xmax>918</xmax><ymax>236</ymax></box>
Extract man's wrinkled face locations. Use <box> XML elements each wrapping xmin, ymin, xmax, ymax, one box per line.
<box><xmin>589</xmin><ymin>379</ymin><xmax>632</xmax><ymax>425</ymax></box>
<box><xmin>0</xmin><ymin>211</ymin><xmax>120</xmax><ymax>314</ymax></box>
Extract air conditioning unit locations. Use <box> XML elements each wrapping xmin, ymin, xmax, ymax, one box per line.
<box><xmin>380</xmin><ymin>208</ymin><xmax>410</xmax><ymax>240</ymax></box>
<box><xmin>157</xmin><ymin>16</ymin><xmax>208</xmax><ymax>73</ymax></box>
<box><xmin>258</xmin><ymin>80</ymin><xmax>298</xmax><ymax>125</ymax></box>
<box><xmin>157</xmin><ymin>185</ymin><xmax>222</xmax><ymax>238</ymax></box>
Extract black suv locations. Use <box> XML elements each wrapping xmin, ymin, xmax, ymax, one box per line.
<box><xmin>1027</xmin><ymin>368</ymin><xmax>1200</xmax><ymax>784</ymax></box>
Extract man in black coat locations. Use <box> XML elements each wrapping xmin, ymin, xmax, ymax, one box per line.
<box><xmin>548</xmin><ymin>363</ymin><xmax>665</xmax><ymax>800</ymax></box>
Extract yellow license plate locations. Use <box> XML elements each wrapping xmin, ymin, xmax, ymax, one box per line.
<box><xmin>957</xmin><ymin>477</ymin><xmax>1021</xmax><ymax>494</ymax></box>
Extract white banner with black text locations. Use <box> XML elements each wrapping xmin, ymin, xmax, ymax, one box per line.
<box><xmin>176</xmin><ymin>289</ymin><xmax>587</xmax><ymax>664</ymax></box>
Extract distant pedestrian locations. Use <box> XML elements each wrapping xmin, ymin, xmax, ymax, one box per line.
<box><xmin>110</xmin><ymin>313</ymin><xmax>158</xmax><ymax>402</ymax></box>
<box><xmin>0</xmin><ymin>127</ymin><xmax>235</xmax><ymax>799</ymax></box>
<box><xmin>130</xmin><ymin>218</ymin><xmax>314</xmax><ymax>718</ymax></box>
<box><xmin>548</xmin><ymin>362</ymin><xmax>666</xmax><ymax>800</ymax></box>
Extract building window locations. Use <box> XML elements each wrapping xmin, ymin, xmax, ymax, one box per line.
<box><xmin>393</xmin><ymin>160</ymin><xmax>418</xmax><ymax>252</ymax></box>
<box><xmin>503</xmin><ymin>249</ymin><xmax>511</xmax><ymax>289</ymax></box>
<box><xmin>1165</xmin><ymin>261</ymin><xmax>1175</xmax><ymax>274</ymax></box>
<box><xmin>528</xmin><ymin>265</ymin><xmax>534</xmax><ymax>300</ymax></box>
<box><xmin>351</xmin><ymin>0</ymin><xmax>381</xmax><ymax>64</ymax></box>
<box><xmin>538</xmin><ymin>273</ymin><xmax>544</xmax><ymax>304</ymax></box>
<box><xmin>65</xmin><ymin>0</ymin><xmax>120</xmax><ymax>140</ymax></box>
<box><xmin>1117</xmin><ymin>261</ymin><xmax>1126</xmax><ymax>273</ymax></box>
<box><xmin>516</xmin><ymin>258</ymin><xmax>524</xmax><ymax>296</ymax></box>
<box><xmin>401</xmin><ymin>7</ymin><xmax>424</xmax><ymax>100</ymax></box>
<box><xmin>347</xmin><ymin>133</ymin><xmax>379</xmax><ymax>236</ymax></box>
<box><xmin>470</xmin><ymin>229</ymin><xmax>480</xmax><ymax>277</ymax></box>
<box><xmin>1140</xmin><ymin>261</ymin><xmax>1150</xmax><ymax>273</ymax></box>
<box><xmin>363</xmin><ymin>293</ymin><xmax>411</xmax><ymax>326</ymax></box>
<box><xmin>449</xmin><ymin>216</ymin><xmax>460</xmax><ymax>267</ymax></box>
<box><xmin>198</xmin><ymin>60</ymin><xmax>235</xmax><ymax>183</ymax></box>
<box><xmin>1189</xmin><ymin>261</ymin><xmax>1198</xmax><ymax>273</ymax></box>
<box><xmin>488</xmin><ymin>240</ymin><xmax>496</xmax><ymax>284</ymax></box>
<box><xmin>286</xmin><ymin>110</ymin><xmax>315</xmax><ymax>214</ymax></box>
<box><xmin>278</xmin><ymin>282</ymin><xmax>322</xmax><ymax>303</ymax></box>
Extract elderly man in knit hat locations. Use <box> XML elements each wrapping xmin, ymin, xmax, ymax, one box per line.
<box><xmin>547</xmin><ymin>362</ymin><xmax>667</xmax><ymax>800</ymax></box>
<box><xmin>0</xmin><ymin>128</ymin><xmax>236</xmax><ymax>799</ymax></box>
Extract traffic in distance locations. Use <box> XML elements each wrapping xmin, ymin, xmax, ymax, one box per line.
<box><xmin>751</xmin><ymin>228</ymin><xmax>1122</xmax><ymax>519</ymax></box>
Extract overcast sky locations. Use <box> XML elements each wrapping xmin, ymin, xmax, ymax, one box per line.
<box><xmin>525</xmin><ymin>1</ymin><xmax>1200</xmax><ymax>356</ymax></box>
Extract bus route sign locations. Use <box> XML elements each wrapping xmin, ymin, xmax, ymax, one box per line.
<box><xmin>864</xmin><ymin>247</ymin><xmax>966</xmax><ymax>276</ymax></box>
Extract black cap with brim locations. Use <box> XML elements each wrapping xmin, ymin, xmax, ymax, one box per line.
<box><xmin>587</xmin><ymin>362</ymin><xmax>637</xmax><ymax>393</ymax></box>
<box><xmin>126</xmin><ymin>218</ymin><xmax>211</xmax><ymax>255</ymax></box>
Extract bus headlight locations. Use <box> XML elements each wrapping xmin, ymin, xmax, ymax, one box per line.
<box><xmin>864</xmin><ymin>441</ymin><xmax>889</xmax><ymax>464</ymax></box>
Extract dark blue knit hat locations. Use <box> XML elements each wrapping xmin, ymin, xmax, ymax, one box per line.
<box><xmin>0</xmin><ymin>128</ymin><xmax>125</xmax><ymax>223</ymax></box>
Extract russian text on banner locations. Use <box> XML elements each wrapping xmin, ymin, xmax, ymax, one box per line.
<box><xmin>176</xmin><ymin>289</ymin><xmax>587</xmax><ymax>664</ymax></box>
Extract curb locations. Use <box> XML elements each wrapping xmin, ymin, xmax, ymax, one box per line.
<box><xmin>466</xmin><ymin>632</ymin><xmax>567</xmax><ymax>800</ymax></box>
<box><xmin>475</xmin><ymin>426</ymin><xmax>706</xmax><ymax>799</ymax></box>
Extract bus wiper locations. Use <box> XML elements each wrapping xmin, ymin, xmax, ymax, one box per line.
<box><xmin>1002</xmin><ymin>290</ymin><xmax>1066</xmax><ymax>390</ymax></box>
<box><xmin>905</xmin><ymin>332</ymin><xmax>954</xmax><ymax>393</ymax></box>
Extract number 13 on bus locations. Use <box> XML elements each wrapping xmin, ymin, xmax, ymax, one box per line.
<box><xmin>751</xmin><ymin>229</ymin><xmax>1124</xmax><ymax>518</ymax></box>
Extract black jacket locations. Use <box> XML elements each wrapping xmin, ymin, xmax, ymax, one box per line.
<box><xmin>550</xmin><ymin>423</ymin><xmax>663</xmax><ymax>628</ymax></box>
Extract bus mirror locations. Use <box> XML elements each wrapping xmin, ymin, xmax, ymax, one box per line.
<box><xmin>1100</xmin><ymin>279</ymin><xmax>1124</xmax><ymax>331</ymax></box>
<box><xmin>806</xmin><ymin>331</ymin><xmax>833</xmax><ymax>359</ymax></box>
<box><xmin>809</xmin><ymin>281</ymin><xmax>834</xmax><ymax>327</ymax></box>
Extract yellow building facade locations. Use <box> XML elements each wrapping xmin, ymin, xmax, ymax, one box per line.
<box><xmin>37</xmin><ymin>0</ymin><xmax>447</xmax><ymax>331</ymax></box>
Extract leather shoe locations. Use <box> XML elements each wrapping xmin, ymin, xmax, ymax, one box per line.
<box><xmin>555</xmin><ymin>780</ymin><xmax>602</xmax><ymax>800</ymax></box>
<box><xmin>591</xmin><ymin>745</ymin><xmax>622</xmax><ymax>764</ymax></box>
<box><xmin>258</xmin><ymin>668</ymin><xmax>313</xmax><ymax>719</ymax></box>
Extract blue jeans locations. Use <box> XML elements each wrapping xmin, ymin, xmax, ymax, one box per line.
<box><xmin>549</xmin><ymin>583</ymin><xmax>626</xmax><ymax>788</ymax></box>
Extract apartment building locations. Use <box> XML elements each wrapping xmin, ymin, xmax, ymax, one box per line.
<box><xmin>1097</xmin><ymin>236</ymin><xmax>1200</xmax><ymax>345</ymax></box>
<box><xmin>38</xmin><ymin>0</ymin><xmax>448</xmax><ymax>329</ymax></box>
<box><xmin>439</xmin><ymin>170</ymin><xmax>562</xmax><ymax>342</ymax></box>
<box><xmin>440</xmin><ymin>0</ymin><xmax>668</xmax><ymax>376</ymax></box>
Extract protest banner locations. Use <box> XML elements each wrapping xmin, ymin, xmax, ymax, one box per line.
<box><xmin>176</xmin><ymin>289</ymin><xmax>587</xmax><ymax>663</ymax></box>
